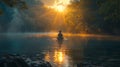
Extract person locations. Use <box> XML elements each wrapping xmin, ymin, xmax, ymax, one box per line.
<box><xmin>57</xmin><ymin>30</ymin><xmax>64</xmax><ymax>46</ymax></box>
<box><xmin>57</xmin><ymin>30</ymin><xmax>64</xmax><ymax>40</ymax></box>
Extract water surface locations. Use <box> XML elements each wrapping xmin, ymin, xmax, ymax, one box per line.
<box><xmin>0</xmin><ymin>33</ymin><xmax>120</xmax><ymax>67</ymax></box>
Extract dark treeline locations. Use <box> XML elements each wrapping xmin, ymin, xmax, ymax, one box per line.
<box><xmin>65</xmin><ymin>0</ymin><xmax>120</xmax><ymax>35</ymax></box>
<box><xmin>0</xmin><ymin>0</ymin><xmax>120</xmax><ymax>35</ymax></box>
<box><xmin>0</xmin><ymin>0</ymin><xmax>52</xmax><ymax>32</ymax></box>
<box><xmin>0</xmin><ymin>0</ymin><xmax>27</xmax><ymax>9</ymax></box>
<box><xmin>0</xmin><ymin>0</ymin><xmax>28</xmax><ymax>32</ymax></box>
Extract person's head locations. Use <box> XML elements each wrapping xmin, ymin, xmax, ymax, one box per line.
<box><xmin>59</xmin><ymin>30</ymin><xmax>62</xmax><ymax>33</ymax></box>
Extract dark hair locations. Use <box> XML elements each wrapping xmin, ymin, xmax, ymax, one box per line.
<box><xmin>59</xmin><ymin>30</ymin><xmax>62</xmax><ymax>32</ymax></box>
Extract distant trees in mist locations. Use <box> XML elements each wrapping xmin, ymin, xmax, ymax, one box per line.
<box><xmin>0</xmin><ymin>0</ymin><xmax>120</xmax><ymax>35</ymax></box>
<box><xmin>65</xmin><ymin>0</ymin><xmax>120</xmax><ymax>35</ymax></box>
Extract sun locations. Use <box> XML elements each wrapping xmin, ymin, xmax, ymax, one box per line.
<box><xmin>47</xmin><ymin>0</ymin><xmax>70</xmax><ymax>12</ymax></box>
<box><xmin>54</xmin><ymin>5</ymin><xmax>65</xmax><ymax>12</ymax></box>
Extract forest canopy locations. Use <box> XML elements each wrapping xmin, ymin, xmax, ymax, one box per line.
<box><xmin>65</xmin><ymin>0</ymin><xmax>120</xmax><ymax>35</ymax></box>
<box><xmin>0</xmin><ymin>0</ymin><xmax>27</xmax><ymax>15</ymax></box>
<box><xmin>0</xmin><ymin>0</ymin><xmax>119</xmax><ymax>35</ymax></box>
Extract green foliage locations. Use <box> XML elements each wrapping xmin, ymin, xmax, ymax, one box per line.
<box><xmin>98</xmin><ymin>0</ymin><xmax>120</xmax><ymax>34</ymax></box>
<box><xmin>19</xmin><ymin>2</ymin><xmax>28</xmax><ymax>9</ymax></box>
<box><xmin>0</xmin><ymin>9</ymin><xmax>3</xmax><ymax>15</ymax></box>
<box><xmin>65</xmin><ymin>1</ymin><xmax>96</xmax><ymax>33</ymax></box>
<box><xmin>0</xmin><ymin>0</ymin><xmax>28</xmax><ymax>9</ymax></box>
<box><xmin>2</xmin><ymin>0</ymin><xmax>17</xmax><ymax>7</ymax></box>
<box><xmin>98</xmin><ymin>0</ymin><xmax>119</xmax><ymax>21</ymax></box>
<box><xmin>65</xmin><ymin>0</ymin><xmax>120</xmax><ymax>35</ymax></box>
<box><xmin>0</xmin><ymin>0</ymin><xmax>28</xmax><ymax>16</ymax></box>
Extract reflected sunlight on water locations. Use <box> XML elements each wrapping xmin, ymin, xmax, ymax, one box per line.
<box><xmin>45</xmin><ymin>45</ymin><xmax>71</xmax><ymax>67</ymax></box>
<box><xmin>54</xmin><ymin>50</ymin><xmax>64</xmax><ymax>63</ymax></box>
<box><xmin>0</xmin><ymin>33</ymin><xmax>120</xmax><ymax>67</ymax></box>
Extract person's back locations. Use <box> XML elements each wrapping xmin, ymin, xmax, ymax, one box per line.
<box><xmin>57</xmin><ymin>30</ymin><xmax>63</xmax><ymax>40</ymax></box>
<box><xmin>58</xmin><ymin>32</ymin><xmax>63</xmax><ymax>37</ymax></box>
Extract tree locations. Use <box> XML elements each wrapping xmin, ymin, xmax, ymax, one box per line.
<box><xmin>97</xmin><ymin>0</ymin><xmax>120</xmax><ymax>35</ymax></box>
<box><xmin>65</xmin><ymin>0</ymin><xmax>120</xmax><ymax>35</ymax></box>
<box><xmin>1</xmin><ymin>0</ymin><xmax>27</xmax><ymax>8</ymax></box>
<box><xmin>0</xmin><ymin>9</ymin><xmax>3</xmax><ymax>15</ymax></box>
<box><xmin>0</xmin><ymin>0</ymin><xmax>27</xmax><ymax>15</ymax></box>
<box><xmin>65</xmin><ymin>0</ymin><xmax>99</xmax><ymax>33</ymax></box>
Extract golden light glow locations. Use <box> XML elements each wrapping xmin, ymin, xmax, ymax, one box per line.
<box><xmin>58</xmin><ymin>51</ymin><xmax>63</xmax><ymax>62</ymax></box>
<box><xmin>54</xmin><ymin>50</ymin><xmax>64</xmax><ymax>63</ymax></box>
<box><xmin>44</xmin><ymin>45</ymin><xmax>70</xmax><ymax>66</ymax></box>
<box><xmin>54</xmin><ymin>5</ymin><xmax>65</xmax><ymax>12</ymax></box>
<box><xmin>48</xmin><ymin>0</ymin><xmax>70</xmax><ymax>12</ymax></box>
<box><xmin>45</xmin><ymin>49</ymin><xmax>65</xmax><ymax>64</ymax></box>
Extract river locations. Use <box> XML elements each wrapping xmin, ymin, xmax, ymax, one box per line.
<box><xmin>0</xmin><ymin>33</ymin><xmax>120</xmax><ymax>67</ymax></box>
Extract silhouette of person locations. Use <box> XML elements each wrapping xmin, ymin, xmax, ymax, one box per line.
<box><xmin>57</xmin><ymin>30</ymin><xmax>63</xmax><ymax>40</ymax></box>
<box><xmin>57</xmin><ymin>30</ymin><xmax>64</xmax><ymax>47</ymax></box>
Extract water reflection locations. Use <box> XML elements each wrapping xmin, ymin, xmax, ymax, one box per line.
<box><xmin>45</xmin><ymin>40</ymin><xmax>71</xmax><ymax>67</ymax></box>
<box><xmin>0</xmin><ymin>33</ymin><xmax>120</xmax><ymax>67</ymax></box>
<box><xmin>45</xmin><ymin>48</ymin><xmax>71</xmax><ymax>67</ymax></box>
<box><xmin>54</xmin><ymin>49</ymin><xmax>64</xmax><ymax>63</ymax></box>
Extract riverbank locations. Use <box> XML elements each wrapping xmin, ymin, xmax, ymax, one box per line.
<box><xmin>0</xmin><ymin>54</ymin><xmax>52</xmax><ymax>67</ymax></box>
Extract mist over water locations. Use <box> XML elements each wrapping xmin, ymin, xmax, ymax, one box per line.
<box><xmin>8</xmin><ymin>9</ymin><xmax>23</xmax><ymax>32</ymax></box>
<box><xmin>0</xmin><ymin>0</ymin><xmax>73</xmax><ymax>33</ymax></box>
<box><xmin>0</xmin><ymin>0</ymin><xmax>120</xmax><ymax>67</ymax></box>
<box><xmin>0</xmin><ymin>0</ymin><xmax>46</xmax><ymax>33</ymax></box>
<box><xmin>0</xmin><ymin>33</ymin><xmax>120</xmax><ymax>66</ymax></box>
